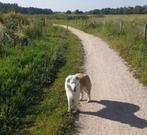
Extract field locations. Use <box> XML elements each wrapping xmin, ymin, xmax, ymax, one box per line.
<box><xmin>54</xmin><ymin>14</ymin><xmax>147</xmax><ymax>85</ymax></box>
<box><xmin>0</xmin><ymin>12</ymin><xmax>82</xmax><ymax>135</ymax></box>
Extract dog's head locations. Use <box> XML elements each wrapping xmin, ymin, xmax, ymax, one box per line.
<box><xmin>66</xmin><ymin>75</ymin><xmax>80</xmax><ymax>92</ymax></box>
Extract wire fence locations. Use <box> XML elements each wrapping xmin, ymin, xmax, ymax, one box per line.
<box><xmin>67</xmin><ymin>15</ymin><xmax>147</xmax><ymax>41</ymax></box>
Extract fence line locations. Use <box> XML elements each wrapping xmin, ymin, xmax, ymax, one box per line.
<box><xmin>119</xmin><ymin>21</ymin><xmax>124</xmax><ymax>33</ymax></box>
<box><xmin>66</xmin><ymin>16</ymin><xmax>147</xmax><ymax>41</ymax></box>
<box><xmin>144</xmin><ymin>24</ymin><xmax>147</xmax><ymax>41</ymax></box>
<box><xmin>83</xmin><ymin>17</ymin><xmax>147</xmax><ymax>41</ymax></box>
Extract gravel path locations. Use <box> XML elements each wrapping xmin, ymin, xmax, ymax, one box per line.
<box><xmin>57</xmin><ymin>25</ymin><xmax>147</xmax><ymax>135</ymax></box>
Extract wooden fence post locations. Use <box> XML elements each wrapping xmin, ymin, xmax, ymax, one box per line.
<box><xmin>81</xmin><ymin>17</ymin><xmax>83</xmax><ymax>27</ymax></box>
<box><xmin>66</xmin><ymin>15</ymin><xmax>68</xmax><ymax>31</ymax></box>
<box><xmin>67</xmin><ymin>22</ymin><xmax>68</xmax><ymax>30</ymax></box>
<box><xmin>144</xmin><ymin>24</ymin><xmax>147</xmax><ymax>42</ymax></box>
<box><xmin>85</xmin><ymin>19</ymin><xmax>88</xmax><ymax>26</ymax></box>
<box><xmin>120</xmin><ymin>21</ymin><xmax>124</xmax><ymax>33</ymax></box>
<box><xmin>103</xmin><ymin>18</ymin><xmax>106</xmax><ymax>25</ymax></box>
<box><xmin>75</xmin><ymin>18</ymin><xmax>77</xmax><ymax>24</ymax></box>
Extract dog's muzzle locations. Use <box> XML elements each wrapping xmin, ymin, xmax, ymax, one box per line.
<box><xmin>74</xmin><ymin>87</ymin><xmax>76</xmax><ymax>92</ymax></box>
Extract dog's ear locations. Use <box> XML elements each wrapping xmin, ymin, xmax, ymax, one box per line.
<box><xmin>66</xmin><ymin>75</ymin><xmax>71</xmax><ymax>83</ymax></box>
<box><xmin>67</xmin><ymin>78</ymin><xmax>70</xmax><ymax>83</ymax></box>
<box><xmin>75</xmin><ymin>76</ymin><xmax>80</xmax><ymax>80</ymax></box>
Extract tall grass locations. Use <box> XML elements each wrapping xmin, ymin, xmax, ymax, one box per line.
<box><xmin>25</xmin><ymin>27</ymin><xmax>83</xmax><ymax>135</ymax></box>
<box><xmin>0</xmin><ymin>13</ymin><xmax>83</xmax><ymax>135</ymax></box>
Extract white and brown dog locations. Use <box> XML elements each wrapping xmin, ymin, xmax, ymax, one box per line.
<box><xmin>65</xmin><ymin>73</ymin><xmax>92</xmax><ymax>112</ymax></box>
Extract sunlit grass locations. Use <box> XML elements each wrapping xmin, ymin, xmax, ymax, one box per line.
<box><xmin>25</xmin><ymin>27</ymin><xmax>83</xmax><ymax>135</ymax></box>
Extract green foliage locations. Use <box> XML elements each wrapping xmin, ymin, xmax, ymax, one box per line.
<box><xmin>3</xmin><ymin>12</ymin><xmax>29</xmax><ymax>29</ymax></box>
<box><xmin>66</xmin><ymin>10</ymin><xmax>72</xmax><ymax>14</ymax></box>
<box><xmin>0</xmin><ymin>39</ymin><xmax>63</xmax><ymax>134</ymax></box>
<box><xmin>25</xmin><ymin>20</ymin><xmax>43</xmax><ymax>39</ymax></box>
<box><xmin>25</xmin><ymin>27</ymin><xmax>83</xmax><ymax>135</ymax></box>
<box><xmin>0</xmin><ymin>15</ymin><xmax>82</xmax><ymax>134</ymax></box>
<box><xmin>0</xmin><ymin>23</ymin><xmax>6</xmax><ymax>44</ymax></box>
<box><xmin>86</xmin><ymin>6</ymin><xmax>147</xmax><ymax>15</ymax></box>
<box><xmin>0</xmin><ymin>12</ymin><xmax>47</xmax><ymax>49</ymax></box>
<box><xmin>0</xmin><ymin>2</ymin><xmax>53</xmax><ymax>14</ymax></box>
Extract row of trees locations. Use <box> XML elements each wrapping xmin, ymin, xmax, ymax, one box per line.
<box><xmin>66</xmin><ymin>6</ymin><xmax>147</xmax><ymax>15</ymax></box>
<box><xmin>87</xmin><ymin>6</ymin><xmax>147</xmax><ymax>15</ymax></box>
<box><xmin>0</xmin><ymin>2</ymin><xmax>53</xmax><ymax>14</ymax></box>
<box><xmin>0</xmin><ymin>2</ymin><xmax>147</xmax><ymax>15</ymax></box>
<box><xmin>66</xmin><ymin>9</ymin><xmax>83</xmax><ymax>14</ymax></box>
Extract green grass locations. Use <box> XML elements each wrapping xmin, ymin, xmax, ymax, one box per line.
<box><xmin>0</xmin><ymin>16</ymin><xmax>83</xmax><ymax>135</ymax></box>
<box><xmin>24</xmin><ymin>26</ymin><xmax>83</xmax><ymax>135</ymax></box>
<box><xmin>55</xmin><ymin>15</ymin><xmax>147</xmax><ymax>86</ymax></box>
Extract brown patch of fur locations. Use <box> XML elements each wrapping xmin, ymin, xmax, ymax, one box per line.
<box><xmin>75</xmin><ymin>73</ymin><xmax>92</xmax><ymax>101</ymax></box>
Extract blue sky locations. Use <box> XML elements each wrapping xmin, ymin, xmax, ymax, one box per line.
<box><xmin>0</xmin><ymin>0</ymin><xmax>147</xmax><ymax>11</ymax></box>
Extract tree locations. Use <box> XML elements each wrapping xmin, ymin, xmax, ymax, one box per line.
<box><xmin>88</xmin><ymin>9</ymin><xmax>100</xmax><ymax>14</ymax></box>
<box><xmin>74</xmin><ymin>9</ymin><xmax>83</xmax><ymax>14</ymax></box>
<box><xmin>66</xmin><ymin>10</ymin><xmax>72</xmax><ymax>14</ymax></box>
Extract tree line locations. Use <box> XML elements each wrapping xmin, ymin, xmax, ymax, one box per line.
<box><xmin>86</xmin><ymin>6</ymin><xmax>147</xmax><ymax>15</ymax></box>
<box><xmin>66</xmin><ymin>6</ymin><xmax>147</xmax><ymax>15</ymax></box>
<box><xmin>0</xmin><ymin>2</ymin><xmax>147</xmax><ymax>15</ymax></box>
<box><xmin>0</xmin><ymin>2</ymin><xmax>53</xmax><ymax>14</ymax></box>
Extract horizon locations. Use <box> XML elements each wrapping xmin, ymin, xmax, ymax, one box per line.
<box><xmin>0</xmin><ymin>0</ymin><xmax>147</xmax><ymax>12</ymax></box>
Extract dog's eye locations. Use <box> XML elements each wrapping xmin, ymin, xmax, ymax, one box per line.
<box><xmin>67</xmin><ymin>78</ymin><xmax>70</xmax><ymax>83</ymax></box>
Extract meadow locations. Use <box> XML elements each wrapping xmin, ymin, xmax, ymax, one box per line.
<box><xmin>55</xmin><ymin>14</ymin><xmax>147</xmax><ymax>85</ymax></box>
<box><xmin>0</xmin><ymin>12</ymin><xmax>82</xmax><ymax>135</ymax></box>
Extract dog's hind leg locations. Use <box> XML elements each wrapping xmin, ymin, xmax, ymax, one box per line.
<box><xmin>87</xmin><ymin>89</ymin><xmax>91</xmax><ymax>103</ymax></box>
<box><xmin>80</xmin><ymin>90</ymin><xmax>84</xmax><ymax>101</ymax></box>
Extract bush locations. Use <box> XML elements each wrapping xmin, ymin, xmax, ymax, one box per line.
<box><xmin>0</xmin><ymin>12</ymin><xmax>46</xmax><ymax>47</ymax></box>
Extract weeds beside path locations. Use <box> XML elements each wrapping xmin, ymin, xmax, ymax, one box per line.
<box><xmin>24</xmin><ymin>26</ymin><xmax>83</xmax><ymax>135</ymax></box>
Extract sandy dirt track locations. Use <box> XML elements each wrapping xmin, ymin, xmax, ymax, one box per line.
<box><xmin>57</xmin><ymin>25</ymin><xmax>147</xmax><ymax>135</ymax></box>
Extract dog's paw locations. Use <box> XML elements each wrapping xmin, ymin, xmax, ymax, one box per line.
<box><xmin>68</xmin><ymin>109</ymin><xmax>71</xmax><ymax>113</ymax></box>
<box><xmin>87</xmin><ymin>100</ymin><xmax>91</xmax><ymax>103</ymax></box>
<box><xmin>80</xmin><ymin>98</ymin><xmax>83</xmax><ymax>101</ymax></box>
<box><xmin>76</xmin><ymin>109</ymin><xmax>80</xmax><ymax>113</ymax></box>
<box><xmin>72</xmin><ymin>109</ymin><xmax>80</xmax><ymax>114</ymax></box>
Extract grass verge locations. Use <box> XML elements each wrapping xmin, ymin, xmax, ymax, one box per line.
<box><xmin>23</xmin><ymin>26</ymin><xmax>83</xmax><ymax>135</ymax></box>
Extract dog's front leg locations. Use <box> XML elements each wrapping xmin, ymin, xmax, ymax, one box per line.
<box><xmin>67</xmin><ymin>97</ymin><xmax>72</xmax><ymax>112</ymax></box>
<box><xmin>73</xmin><ymin>99</ymin><xmax>79</xmax><ymax>112</ymax></box>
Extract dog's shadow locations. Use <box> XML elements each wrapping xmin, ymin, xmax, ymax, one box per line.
<box><xmin>80</xmin><ymin>100</ymin><xmax>147</xmax><ymax>129</ymax></box>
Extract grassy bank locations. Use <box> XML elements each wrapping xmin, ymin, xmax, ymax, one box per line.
<box><xmin>55</xmin><ymin>15</ymin><xmax>147</xmax><ymax>85</ymax></box>
<box><xmin>0</xmin><ymin>13</ymin><xmax>83</xmax><ymax>135</ymax></box>
<box><xmin>25</xmin><ymin>26</ymin><xmax>83</xmax><ymax>135</ymax></box>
